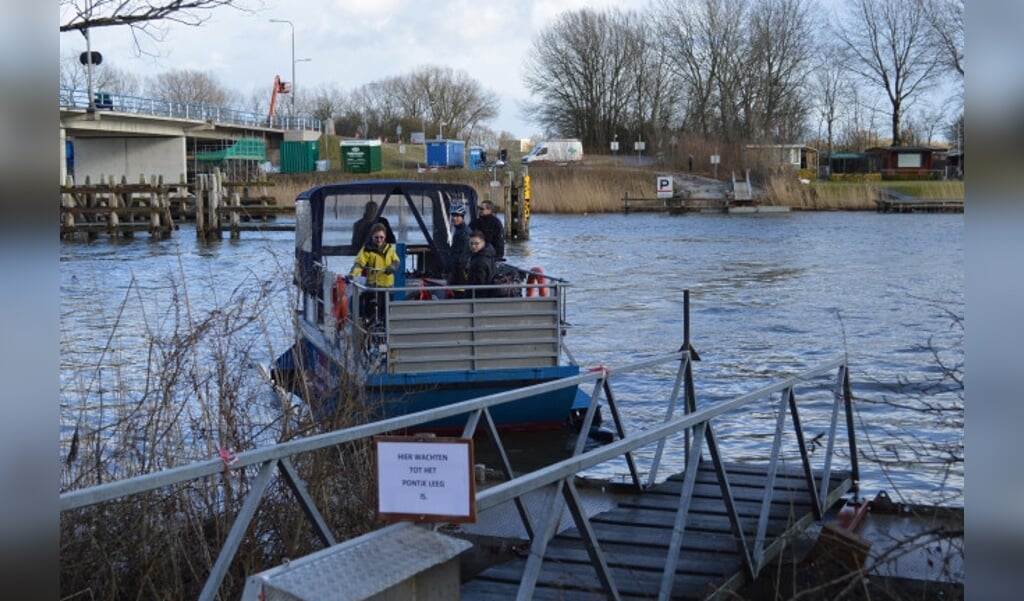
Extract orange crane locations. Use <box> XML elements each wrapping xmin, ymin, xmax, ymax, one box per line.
<box><xmin>267</xmin><ymin>75</ymin><xmax>291</xmax><ymax>127</ymax></box>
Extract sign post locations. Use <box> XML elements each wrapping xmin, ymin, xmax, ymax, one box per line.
<box><xmin>634</xmin><ymin>140</ymin><xmax>645</xmax><ymax>165</ymax></box>
<box><xmin>375</xmin><ymin>436</ymin><xmax>476</xmax><ymax>523</ymax></box>
<box><xmin>657</xmin><ymin>176</ymin><xmax>674</xmax><ymax>199</ymax></box>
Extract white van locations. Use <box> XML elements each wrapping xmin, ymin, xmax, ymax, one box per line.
<box><xmin>521</xmin><ymin>139</ymin><xmax>584</xmax><ymax>164</ymax></box>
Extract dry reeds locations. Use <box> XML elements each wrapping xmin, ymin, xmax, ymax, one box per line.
<box><xmin>59</xmin><ymin>260</ymin><xmax>383</xmax><ymax>600</ymax></box>
<box><xmin>268</xmin><ymin>160</ymin><xmax>963</xmax><ymax>214</ymax></box>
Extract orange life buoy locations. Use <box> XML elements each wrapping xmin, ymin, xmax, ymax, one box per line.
<box><xmin>526</xmin><ymin>266</ymin><xmax>548</xmax><ymax>297</ymax></box>
<box><xmin>331</xmin><ymin>275</ymin><xmax>348</xmax><ymax>322</ymax></box>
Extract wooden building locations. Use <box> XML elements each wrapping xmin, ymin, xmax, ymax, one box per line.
<box><xmin>866</xmin><ymin>146</ymin><xmax>947</xmax><ymax>180</ymax></box>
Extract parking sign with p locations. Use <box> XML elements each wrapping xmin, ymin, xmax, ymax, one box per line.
<box><xmin>657</xmin><ymin>176</ymin><xmax>673</xmax><ymax>199</ymax></box>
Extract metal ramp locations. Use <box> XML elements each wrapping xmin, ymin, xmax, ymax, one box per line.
<box><xmin>731</xmin><ymin>170</ymin><xmax>753</xmax><ymax>201</ymax></box>
<box><xmin>461</xmin><ymin>461</ymin><xmax>852</xmax><ymax>600</ymax></box>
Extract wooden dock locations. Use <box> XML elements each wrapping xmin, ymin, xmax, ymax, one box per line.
<box><xmin>875</xmin><ymin>189</ymin><xmax>963</xmax><ymax>213</ymax></box>
<box><xmin>60</xmin><ymin>171</ymin><xmax>294</xmax><ymax>240</ymax></box>
<box><xmin>623</xmin><ymin>196</ymin><xmax>729</xmax><ymax>214</ymax></box>
<box><xmin>60</xmin><ymin>177</ymin><xmax>176</xmax><ymax>240</ymax></box>
<box><xmin>194</xmin><ymin>171</ymin><xmax>295</xmax><ymax>239</ymax></box>
<box><xmin>461</xmin><ymin>460</ymin><xmax>852</xmax><ymax>600</ymax></box>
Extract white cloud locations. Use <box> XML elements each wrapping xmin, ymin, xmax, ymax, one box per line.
<box><xmin>59</xmin><ymin>0</ymin><xmax>647</xmax><ymax>136</ymax></box>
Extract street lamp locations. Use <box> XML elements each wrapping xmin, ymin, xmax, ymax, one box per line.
<box><xmin>269</xmin><ymin>19</ymin><xmax>298</xmax><ymax>110</ymax></box>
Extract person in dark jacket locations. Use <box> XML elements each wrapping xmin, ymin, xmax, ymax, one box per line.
<box><xmin>470</xmin><ymin>200</ymin><xmax>504</xmax><ymax>260</ymax></box>
<box><xmin>447</xmin><ymin>202</ymin><xmax>471</xmax><ymax>286</ymax></box>
<box><xmin>467</xmin><ymin>230</ymin><xmax>496</xmax><ymax>297</ymax></box>
<box><xmin>351</xmin><ymin>201</ymin><xmax>395</xmax><ymax>247</ymax></box>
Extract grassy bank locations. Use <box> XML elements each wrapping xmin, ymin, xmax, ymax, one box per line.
<box><xmin>267</xmin><ymin>142</ymin><xmax>963</xmax><ymax>213</ymax></box>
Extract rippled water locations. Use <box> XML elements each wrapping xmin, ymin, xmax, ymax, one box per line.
<box><xmin>60</xmin><ymin>210</ymin><xmax>964</xmax><ymax>503</ymax></box>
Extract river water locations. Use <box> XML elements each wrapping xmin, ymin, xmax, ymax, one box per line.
<box><xmin>59</xmin><ymin>210</ymin><xmax>964</xmax><ymax>504</ymax></box>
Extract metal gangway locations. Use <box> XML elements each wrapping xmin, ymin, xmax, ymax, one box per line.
<box><xmin>60</xmin><ymin>331</ymin><xmax>857</xmax><ymax>600</ymax></box>
<box><xmin>731</xmin><ymin>170</ymin><xmax>753</xmax><ymax>201</ymax></box>
<box><xmin>59</xmin><ymin>87</ymin><xmax>323</xmax><ymax>132</ymax></box>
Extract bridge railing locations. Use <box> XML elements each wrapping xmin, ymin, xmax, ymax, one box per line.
<box><xmin>59</xmin><ymin>87</ymin><xmax>323</xmax><ymax>132</ymax></box>
<box><xmin>60</xmin><ymin>341</ymin><xmax>856</xmax><ymax>601</ymax></box>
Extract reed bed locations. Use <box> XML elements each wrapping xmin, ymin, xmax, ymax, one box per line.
<box><xmin>267</xmin><ymin>163</ymin><xmax>963</xmax><ymax>214</ymax></box>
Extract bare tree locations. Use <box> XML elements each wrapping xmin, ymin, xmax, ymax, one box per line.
<box><xmin>743</xmin><ymin>0</ymin><xmax>816</xmax><ymax>142</ymax></box>
<box><xmin>945</xmin><ymin>112</ymin><xmax>964</xmax><ymax>152</ymax></box>
<box><xmin>810</xmin><ymin>43</ymin><xmax>855</xmax><ymax>155</ymax></box>
<box><xmin>60</xmin><ymin>0</ymin><xmax>257</xmax><ymax>38</ymax></box>
<box><xmin>350</xmin><ymin>79</ymin><xmax>408</xmax><ymax>139</ymax></box>
<box><xmin>918</xmin><ymin>0</ymin><xmax>964</xmax><ymax>79</ymax></box>
<box><xmin>833</xmin><ymin>0</ymin><xmax>942</xmax><ymax>146</ymax></box>
<box><xmin>522</xmin><ymin>8</ymin><xmax>650</xmax><ymax>149</ymax></box>
<box><xmin>147</xmin><ymin>69</ymin><xmax>236</xmax><ymax>105</ymax></box>
<box><xmin>303</xmin><ymin>83</ymin><xmax>348</xmax><ymax>126</ymax></box>
<box><xmin>654</xmin><ymin>0</ymin><xmax>750</xmax><ymax>142</ymax></box>
<box><xmin>60</xmin><ymin>49</ymin><xmax>142</xmax><ymax>96</ymax></box>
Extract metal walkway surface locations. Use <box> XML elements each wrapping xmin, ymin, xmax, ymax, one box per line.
<box><xmin>461</xmin><ymin>461</ymin><xmax>852</xmax><ymax>601</ymax></box>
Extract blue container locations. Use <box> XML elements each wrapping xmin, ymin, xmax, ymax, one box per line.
<box><xmin>65</xmin><ymin>139</ymin><xmax>74</xmax><ymax>177</ymax></box>
<box><xmin>468</xmin><ymin>146</ymin><xmax>485</xmax><ymax>170</ymax></box>
<box><xmin>425</xmin><ymin>139</ymin><xmax>465</xmax><ymax>168</ymax></box>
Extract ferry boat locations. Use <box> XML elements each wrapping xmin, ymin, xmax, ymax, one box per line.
<box><xmin>272</xmin><ymin>180</ymin><xmax>585</xmax><ymax>433</ymax></box>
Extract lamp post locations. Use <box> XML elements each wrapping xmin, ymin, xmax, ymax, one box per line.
<box><xmin>270</xmin><ymin>19</ymin><xmax>296</xmax><ymax>110</ymax></box>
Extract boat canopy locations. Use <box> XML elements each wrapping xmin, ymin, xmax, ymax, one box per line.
<box><xmin>295</xmin><ymin>180</ymin><xmax>479</xmax><ymax>297</ymax></box>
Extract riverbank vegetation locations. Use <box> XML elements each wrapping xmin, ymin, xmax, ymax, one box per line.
<box><xmin>267</xmin><ymin>144</ymin><xmax>964</xmax><ymax>214</ymax></box>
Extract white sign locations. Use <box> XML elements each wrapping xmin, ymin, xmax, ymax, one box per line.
<box><xmin>410</xmin><ymin>132</ymin><xmax>425</xmax><ymax>144</ymax></box>
<box><xmin>634</xmin><ymin>141</ymin><xmax>646</xmax><ymax>151</ymax></box>
<box><xmin>610</xmin><ymin>141</ymin><xmax>619</xmax><ymax>152</ymax></box>
<box><xmin>376</xmin><ymin>437</ymin><xmax>475</xmax><ymax>523</ymax></box>
<box><xmin>710</xmin><ymin>154</ymin><xmax>720</xmax><ymax>164</ymax></box>
<box><xmin>657</xmin><ymin>176</ymin><xmax>674</xmax><ymax>199</ymax></box>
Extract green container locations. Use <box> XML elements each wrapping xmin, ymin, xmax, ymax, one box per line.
<box><xmin>341</xmin><ymin>139</ymin><xmax>382</xmax><ymax>173</ymax></box>
<box><xmin>280</xmin><ymin>141</ymin><xmax>320</xmax><ymax>173</ymax></box>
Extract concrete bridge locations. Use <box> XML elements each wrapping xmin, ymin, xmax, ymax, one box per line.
<box><xmin>59</xmin><ymin>88</ymin><xmax>324</xmax><ymax>184</ymax></box>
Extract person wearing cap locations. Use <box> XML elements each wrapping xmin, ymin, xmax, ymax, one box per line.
<box><xmin>470</xmin><ymin>200</ymin><xmax>505</xmax><ymax>260</ymax></box>
<box><xmin>447</xmin><ymin>202</ymin><xmax>471</xmax><ymax>286</ymax></box>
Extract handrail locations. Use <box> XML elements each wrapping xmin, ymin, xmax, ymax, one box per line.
<box><xmin>59</xmin><ymin>87</ymin><xmax>323</xmax><ymax>132</ymax></box>
<box><xmin>60</xmin><ymin>351</ymin><xmax>856</xmax><ymax>601</ymax></box>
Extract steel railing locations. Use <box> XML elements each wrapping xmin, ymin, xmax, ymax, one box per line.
<box><xmin>60</xmin><ymin>348</ymin><xmax>856</xmax><ymax>601</ymax></box>
<box><xmin>59</xmin><ymin>87</ymin><xmax>323</xmax><ymax>132</ymax></box>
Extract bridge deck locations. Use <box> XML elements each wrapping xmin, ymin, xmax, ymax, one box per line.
<box><xmin>461</xmin><ymin>460</ymin><xmax>852</xmax><ymax>601</ymax></box>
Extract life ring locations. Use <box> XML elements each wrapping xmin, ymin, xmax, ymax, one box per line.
<box><xmin>331</xmin><ymin>275</ymin><xmax>348</xmax><ymax>322</ymax></box>
<box><xmin>526</xmin><ymin>266</ymin><xmax>548</xmax><ymax>297</ymax></box>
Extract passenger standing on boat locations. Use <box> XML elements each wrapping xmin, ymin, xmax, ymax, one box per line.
<box><xmin>347</xmin><ymin>223</ymin><xmax>400</xmax><ymax>322</ymax></box>
<box><xmin>467</xmin><ymin>230</ymin><xmax>496</xmax><ymax>297</ymax></box>
<box><xmin>351</xmin><ymin>201</ymin><xmax>395</xmax><ymax>247</ymax></box>
<box><xmin>470</xmin><ymin>200</ymin><xmax>505</xmax><ymax>260</ymax></box>
<box><xmin>447</xmin><ymin>202</ymin><xmax>471</xmax><ymax>287</ymax></box>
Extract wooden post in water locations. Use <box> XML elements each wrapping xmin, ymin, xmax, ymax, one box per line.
<box><xmin>107</xmin><ymin>175</ymin><xmax>120</xmax><ymax>234</ymax></box>
<box><xmin>149</xmin><ymin>174</ymin><xmax>161</xmax><ymax>236</ymax></box>
<box><xmin>230</xmin><ymin>190</ymin><xmax>241</xmax><ymax>239</ymax></box>
<box><xmin>209</xmin><ymin>169</ymin><xmax>222</xmax><ymax>238</ymax></box>
<box><xmin>195</xmin><ymin>174</ymin><xmax>206</xmax><ymax>238</ymax></box>
<box><xmin>62</xmin><ymin>175</ymin><xmax>76</xmax><ymax>230</ymax></box>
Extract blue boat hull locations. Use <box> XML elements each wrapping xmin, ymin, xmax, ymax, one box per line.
<box><xmin>274</xmin><ymin>340</ymin><xmax>581</xmax><ymax>433</ymax></box>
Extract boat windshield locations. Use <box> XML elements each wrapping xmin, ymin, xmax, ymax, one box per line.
<box><xmin>320</xmin><ymin>189</ymin><xmax>466</xmax><ymax>251</ymax></box>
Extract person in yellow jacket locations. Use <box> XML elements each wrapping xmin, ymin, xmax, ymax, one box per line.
<box><xmin>347</xmin><ymin>223</ymin><xmax>400</xmax><ymax>321</ymax></box>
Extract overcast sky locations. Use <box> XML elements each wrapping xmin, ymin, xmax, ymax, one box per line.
<box><xmin>60</xmin><ymin>0</ymin><xmax>648</xmax><ymax>138</ymax></box>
